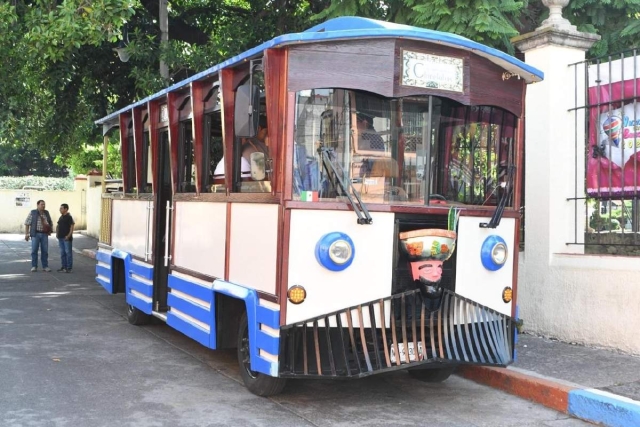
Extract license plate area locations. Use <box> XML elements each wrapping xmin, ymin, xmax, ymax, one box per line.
<box><xmin>390</xmin><ymin>341</ymin><xmax>424</xmax><ymax>364</ymax></box>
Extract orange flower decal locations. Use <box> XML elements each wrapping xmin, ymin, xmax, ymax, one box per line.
<box><xmin>406</xmin><ymin>242</ymin><xmax>423</xmax><ymax>257</ymax></box>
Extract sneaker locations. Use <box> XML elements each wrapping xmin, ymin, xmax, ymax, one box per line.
<box><xmin>43</xmin><ymin>267</ymin><xmax>52</xmax><ymax>272</ymax></box>
<box><xmin>30</xmin><ymin>267</ymin><xmax>37</xmax><ymax>272</ymax></box>
<box><xmin>57</xmin><ymin>268</ymin><xmax>67</xmax><ymax>273</ymax></box>
<box><xmin>66</xmin><ymin>269</ymin><xmax>72</xmax><ymax>273</ymax></box>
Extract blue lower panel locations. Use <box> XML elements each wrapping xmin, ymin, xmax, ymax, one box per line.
<box><xmin>256</xmin><ymin>329</ymin><xmax>279</xmax><ymax>355</ymax></box>
<box><xmin>129</xmin><ymin>261</ymin><xmax>154</xmax><ymax>280</ymax></box>
<box><xmin>128</xmin><ymin>276</ymin><xmax>153</xmax><ymax>298</ymax></box>
<box><xmin>167</xmin><ymin>293</ymin><xmax>211</xmax><ymax>326</ymax></box>
<box><xmin>167</xmin><ymin>274</ymin><xmax>215</xmax><ymax>349</ymax></box>
<box><xmin>96</xmin><ymin>275</ymin><xmax>112</xmax><ymax>294</ymax></box>
<box><xmin>126</xmin><ymin>291</ymin><xmax>152</xmax><ymax>314</ymax></box>
<box><xmin>95</xmin><ymin>250</ymin><xmax>111</xmax><ymax>264</ymax></box>
<box><xmin>167</xmin><ymin>311</ymin><xmax>212</xmax><ymax>348</ymax></box>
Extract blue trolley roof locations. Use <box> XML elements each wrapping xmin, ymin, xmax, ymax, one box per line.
<box><xmin>97</xmin><ymin>16</ymin><xmax>543</xmax><ymax>125</ymax></box>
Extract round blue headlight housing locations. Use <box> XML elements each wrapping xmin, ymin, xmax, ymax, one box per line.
<box><xmin>315</xmin><ymin>232</ymin><xmax>355</xmax><ymax>271</ymax></box>
<box><xmin>480</xmin><ymin>235</ymin><xmax>508</xmax><ymax>271</ymax></box>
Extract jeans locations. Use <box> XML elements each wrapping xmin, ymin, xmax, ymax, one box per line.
<box><xmin>58</xmin><ymin>238</ymin><xmax>73</xmax><ymax>270</ymax></box>
<box><xmin>31</xmin><ymin>233</ymin><xmax>49</xmax><ymax>268</ymax></box>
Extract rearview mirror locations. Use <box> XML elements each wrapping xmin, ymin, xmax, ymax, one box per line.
<box><xmin>234</xmin><ymin>83</ymin><xmax>260</xmax><ymax>138</ymax></box>
<box><xmin>250</xmin><ymin>152</ymin><xmax>266</xmax><ymax>181</ymax></box>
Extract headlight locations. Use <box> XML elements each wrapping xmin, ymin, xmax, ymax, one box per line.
<box><xmin>491</xmin><ymin>242</ymin><xmax>508</xmax><ymax>265</ymax></box>
<box><xmin>329</xmin><ymin>240</ymin><xmax>353</xmax><ymax>264</ymax></box>
<box><xmin>481</xmin><ymin>235</ymin><xmax>508</xmax><ymax>271</ymax></box>
<box><xmin>315</xmin><ymin>232</ymin><xmax>355</xmax><ymax>271</ymax></box>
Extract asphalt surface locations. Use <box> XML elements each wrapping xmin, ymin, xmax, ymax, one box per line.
<box><xmin>0</xmin><ymin>233</ymin><xmax>593</xmax><ymax>427</ymax></box>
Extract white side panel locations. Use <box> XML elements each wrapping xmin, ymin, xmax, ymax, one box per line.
<box><xmin>228</xmin><ymin>203</ymin><xmax>279</xmax><ymax>295</ymax></box>
<box><xmin>286</xmin><ymin>210</ymin><xmax>395</xmax><ymax>325</ymax></box>
<box><xmin>454</xmin><ymin>217</ymin><xmax>515</xmax><ymax>316</ymax></box>
<box><xmin>111</xmin><ymin>199</ymin><xmax>150</xmax><ymax>258</ymax></box>
<box><xmin>173</xmin><ymin>202</ymin><xmax>227</xmax><ymax>278</ymax></box>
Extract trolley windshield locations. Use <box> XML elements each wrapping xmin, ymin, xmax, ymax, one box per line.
<box><xmin>292</xmin><ymin>89</ymin><xmax>517</xmax><ymax>207</ymax></box>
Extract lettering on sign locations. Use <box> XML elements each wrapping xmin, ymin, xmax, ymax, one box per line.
<box><xmin>402</xmin><ymin>50</ymin><xmax>463</xmax><ymax>93</ymax></box>
<box><xmin>15</xmin><ymin>192</ymin><xmax>31</xmax><ymax>208</ymax></box>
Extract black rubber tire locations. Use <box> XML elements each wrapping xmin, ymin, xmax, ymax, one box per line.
<box><xmin>127</xmin><ymin>304</ymin><xmax>150</xmax><ymax>325</ymax></box>
<box><xmin>237</xmin><ymin>313</ymin><xmax>287</xmax><ymax>396</ymax></box>
<box><xmin>407</xmin><ymin>366</ymin><xmax>456</xmax><ymax>382</ymax></box>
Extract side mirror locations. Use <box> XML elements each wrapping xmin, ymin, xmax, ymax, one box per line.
<box><xmin>250</xmin><ymin>152</ymin><xmax>266</xmax><ymax>181</ymax></box>
<box><xmin>234</xmin><ymin>83</ymin><xmax>260</xmax><ymax>138</ymax></box>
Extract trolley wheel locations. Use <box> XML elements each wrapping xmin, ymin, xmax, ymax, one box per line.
<box><xmin>127</xmin><ymin>304</ymin><xmax>150</xmax><ymax>325</ymax></box>
<box><xmin>237</xmin><ymin>313</ymin><xmax>286</xmax><ymax>396</ymax></box>
<box><xmin>407</xmin><ymin>365</ymin><xmax>456</xmax><ymax>382</ymax></box>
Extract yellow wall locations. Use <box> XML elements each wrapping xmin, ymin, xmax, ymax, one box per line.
<box><xmin>0</xmin><ymin>184</ymin><xmax>87</xmax><ymax>233</ymax></box>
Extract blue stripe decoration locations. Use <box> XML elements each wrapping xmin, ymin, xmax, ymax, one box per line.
<box><xmin>256</xmin><ymin>304</ymin><xmax>280</xmax><ymax>329</ymax></box>
<box><xmin>256</xmin><ymin>329</ymin><xmax>280</xmax><ymax>355</ymax></box>
<box><xmin>167</xmin><ymin>292</ymin><xmax>211</xmax><ymax>326</ymax></box>
<box><xmin>168</xmin><ymin>275</ymin><xmax>214</xmax><ymax>304</ymax></box>
<box><xmin>166</xmin><ymin>274</ymin><xmax>216</xmax><ymax>349</ymax></box>
<box><xmin>110</xmin><ymin>249</ymin><xmax>153</xmax><ymax>315</ymax></box>
<box><xmin>167</xmin><ymin>311</ymin><xmax>211</xmax><ymax>348</ymax></box>
<box><xmin>96</xmin><ymin>250</ymin><xmax>111</xmax><ymax>264</ymax></box>
<box><xmin>213</xmin><ymin>279</ymin><xmax>281</xmax><ymax>377</ymax></box>
<box><xmin>96</xmin><ymin>276</ymin><xmax>112</xmax><ymax>294</ymax></box>
<box><xmin>95</xmin><ymin>251</ymin><xmax>113</xmax><ymax>294</ymax></box>
<box><xmin>568</xmin><ymin>389</ymin><xmax>640</xmax><ymax>427</ymax></box>
<box><xmin>128</xmin><ymin>275</ymin><xmax>154</xmax><ymax>298</ymax></box>
<box><xmin>96</xmin><ymin>17</ymin><xmax>543</xmax><ymax>126</ymax></box>
<box><xmin>129</xmin><ymin>261</ymin><xmax>154</xmax><ymax>280</ymax></box>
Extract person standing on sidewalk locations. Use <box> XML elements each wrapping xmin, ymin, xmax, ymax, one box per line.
<box><xmin>56</xmin><ymin>203</ymin><xmax>75</xmax><ymax>273</ymax></box>
<box><xmin>24</xmin><ymin>200</ymin><xmax>53</xmax><ymax>272</ymax></box>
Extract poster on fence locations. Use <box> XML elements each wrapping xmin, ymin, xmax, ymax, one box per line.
<box><xmin>15</xmin><ymin>192</ymin><xmax>31</xmax><ymax>208</ymax></box>
<box><xmin>587</xmin><ymin>59</ymin><xmax>640</xmax><ymax>197</ymax></box>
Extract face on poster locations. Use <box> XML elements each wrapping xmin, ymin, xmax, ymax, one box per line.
<box><xmin>598</xmin><ymin>104</ymin><xmax>640</xmax><ymax>169</ymax></box>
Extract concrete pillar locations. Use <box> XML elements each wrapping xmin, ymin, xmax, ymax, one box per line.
<box><xmin>512</xmin><ymin>7</ymin><xmax>599</xmax><ymax>260</ymax></box>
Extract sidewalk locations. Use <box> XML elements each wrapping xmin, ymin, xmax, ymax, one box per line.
<box><xmin>460</xmin><ymin>331</ymin><xmax>640</xmax><ymax>426</ymax></box>
<box><xmin>4</xmin><ymin>232</ymin><xmax>640</xmax><ymax>426</ymax></box>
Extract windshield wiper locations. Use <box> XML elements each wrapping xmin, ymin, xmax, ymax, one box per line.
<box><xmin>318</xmin><ymin>147</ymin><xmax>373</xmax><ymax>225</ymax></box>
<box><xmin>480</xmin><ymin>165</ymin><xmax>515</xmax><ymax>229</ymax></box>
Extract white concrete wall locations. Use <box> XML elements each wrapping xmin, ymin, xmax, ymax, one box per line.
<box><xmin>0</xmin><ymin>188</ymin><xmax>86</xmax><ymax>233</ymax></box>
<box><xmin>85</xmin><ymin>186</ymin><xmax>103</xmax><ymax>238</ymax></box>
<box><xmin>519</xmin><ymin>41</ymin><xmax>640</xmax><ymax>355</ymax></box>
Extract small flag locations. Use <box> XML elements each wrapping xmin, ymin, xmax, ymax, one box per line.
<box><xmin>300</xmin><ymin>191</ymin><xmax>318</xmax><ymax>202</ymax></box>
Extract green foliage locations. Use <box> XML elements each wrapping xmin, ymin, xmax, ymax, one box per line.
<box><xmin>58</xmin><ymin>139</ymin><xmax>122</xmax><ymax>177</ymax></box>
<box><xmin>0</xmin><ymin>142</ymin><xmax>67</xmax><ymax>176</ymax></box>
<box><xmin>3</xmin><ymin>0</ymin><xmax>640</xmax><ymax>173</ymax></box>
<box><xmin>318</xmin><ymin>0</ymin><xmax>640</xmax><ymax>56</ymax></box>
<box><xmin>0</xmin><ymin>176</ymin><xmax>74</xmax><ymax>190</ymax></box>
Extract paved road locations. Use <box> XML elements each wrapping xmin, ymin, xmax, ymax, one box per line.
<box><xmin>0</xmin><ymin>235</ymin><xmax>592</xmax><ymax>427</ymax></box>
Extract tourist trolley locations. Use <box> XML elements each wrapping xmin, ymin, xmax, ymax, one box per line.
<box><xmin>94</xmin><ymin>17</ymin><xmax>543</xmax><ymax>396</ymax></box>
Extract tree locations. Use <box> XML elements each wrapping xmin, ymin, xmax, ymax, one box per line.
<box><xmin>318</xmin><ymin>0</ymin><xmax>640</xmax><ymax>56</ymax></box>
<box><xmin>2</xmin><ymin>0</ymin><xmax>640</xmax><ymax>173</ymax></box>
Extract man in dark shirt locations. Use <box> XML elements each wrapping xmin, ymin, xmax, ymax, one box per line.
<box><xmin>56</xmin><ymin>203</ymin><xmax>75</xmax><ymax>273</ymax></box>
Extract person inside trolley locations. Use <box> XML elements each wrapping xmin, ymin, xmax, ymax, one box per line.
<box><xmin>213</xmin><ymin>116</ymin><xmax>269</xmax><ymax>180</ymax></box>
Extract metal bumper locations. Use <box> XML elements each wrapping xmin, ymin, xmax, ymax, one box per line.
<box><xmin>279</xmin><ymin>289</ymin><xmax>513</xmax><ymax>378</ymax></box>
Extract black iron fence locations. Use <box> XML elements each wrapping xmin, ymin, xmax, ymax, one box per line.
<box><xmin>567</xmin><ymin>49</ymin><xmax>640</xmax><ymax>256</ymax></box>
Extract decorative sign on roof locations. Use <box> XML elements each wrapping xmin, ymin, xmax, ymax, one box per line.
<box><xmin>402</xmin><ymin>50</ymin><xmax>463</xmax><ymax>93</ymax></box>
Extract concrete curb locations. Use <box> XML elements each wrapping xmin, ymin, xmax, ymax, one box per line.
<box><xmin>459</xmin><ymin>366</ymin><xmax>640</xmax><ymax>427</ymax></box>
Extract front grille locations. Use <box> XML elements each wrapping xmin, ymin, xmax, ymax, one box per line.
<box><xmin>279</xmin><ymin>289</ymin><xmax>512</xmax><ymax>378</ymax></box>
